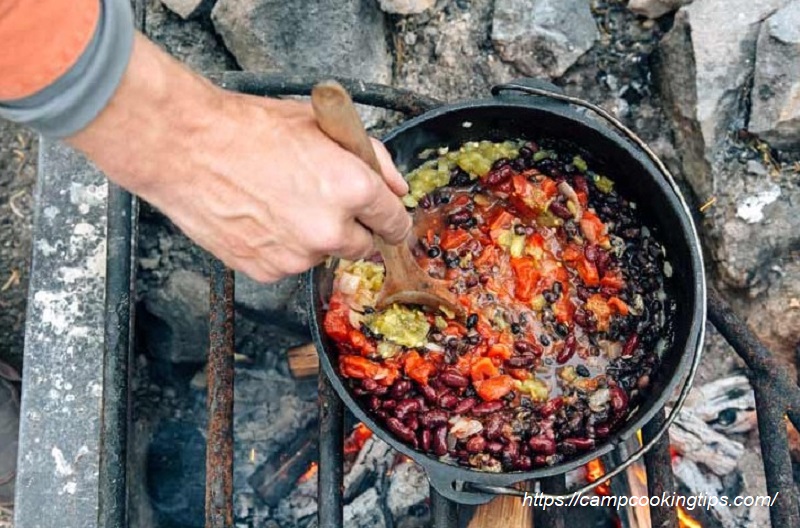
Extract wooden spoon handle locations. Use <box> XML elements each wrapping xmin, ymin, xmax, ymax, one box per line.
<box><xmin>310</xmin><ymin>80</ymin><xmax>383</xmax><ymax>174</ymax></box>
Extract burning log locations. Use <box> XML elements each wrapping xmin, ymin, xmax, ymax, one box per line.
<box><xmin>669</xmin><ymin>411</ymin><xmax>745</xmax><ymax>476</ymax></box>
<box><xmin>287</xmin><ymin>343</ymin><xmax>319</xmax><ymax>379</ymax></box>
<box><xmin>672</xmin><ymin>457</ymin><xmax>737</xmax><ymax>527</ymax></box>
<box><xmin>681</xmin><ymin>375</ymin><xmax>756</xmax><ymax>434</ymax></box>
<box><xmin>248</xmin><ymin>426</ymin><xmax>319</xmax><ymax>507</ymax></box>
<box><xmin>343</xmin><ymin>434</ymin><xmax>392</xmax><ymax>501</ymax></box>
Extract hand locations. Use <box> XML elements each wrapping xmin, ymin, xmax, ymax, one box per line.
<box><xmin>68</xmin><ymin>34</ymin><xmax>411</xmax><ymax>282</ymax></box>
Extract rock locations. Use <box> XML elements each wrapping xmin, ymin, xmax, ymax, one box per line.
<box><xmin>744</xmin><ymin>258</ymin><xmax>800</xmax><ymax>378</ymax></box>
<box><xmin>160</xmin><ymin>0</ymin><xmax>215</xmax><ymax>19</ymax></box>
<box><xmin>344</xmin><ymin>488</ymin><xmax>387</xmax><ymax>528</ymax></box>
<box><xmin>700</xmin><ymin>160</ymin><xmax>800</xmax><ymax>289</ymax></box>
<box><xmin>146</xmin><ymin>0</ymin><xmax>237</xmax><ymax>72</ymax></box>
<box><xmin>141</xmin><ymin>269</ymin><xmax>209</xmax><ymax>363</ymax></box>
<box><xmin>378</xmin><ymin>0</ymin><xmax>435</xmax><ymax>14</ymax></box>
<box><xmin>749</xmin><ymin>0</ymin><xmax>800</xmax><ymax>150</ymax></box>
<box><xmin>657</xmin><ymin>0</ymin><xmax>790</xmax><ymax>197</ymax></box>
<box><xmin>627</xmin><ymin>0</ymin><xmax>691</xmax><ymax>19</ymax></box>
<box><xmin>492</xmin><ymin>0</ymin><xmax>599</xmax><ymax>79</ymax></box>
<box><xmin>235</xmin><ymin>273</ymin><xmax>309</xmax><ymax>338</ymax></box>
<box><xmin>211</xmin><ymin>0</ymin><xmax>392</xmax><ymax>84</ymax></box>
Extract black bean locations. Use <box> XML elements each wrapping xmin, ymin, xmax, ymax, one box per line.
<box><xmin>543</xmin><ymin>290</ymin><xmax>558</xmax><ymax>303</ymax></box>
<box><xmin>427</xmin><ymin>246</ymin><xmax>441</xmax><ymax>258</ymax></box>
<box><xmin>555</xmin><ymin>322</ymin><xmax>569</xmax><ymax>337</ymax></box>
<box><xmin>514</xmin><ymin>224</ymin><xmax>527</xmax><ymax>236</ymax></box>
<box><xmin>450</xmin><ymin>170</ymin><xmax>471</xmax><ymax>186</ymax></box>
<box><xmin>539</xmin><ymin>334</ymin><xmax>551</xmax><ymax>347</ymax></box>
<box><xmin>510</xmin><ymin>323</ymin><xmax>521</xmax><ymax>334</ymax></box>
<box><xmin>576</xmin><ymin>365</ymin><xmax>590</xmax><ymax>377</ymax></box>
<box><xmin>466</xmin><ymin>313</ymin><xmax>478</xmax><ymax>329</ymax></box>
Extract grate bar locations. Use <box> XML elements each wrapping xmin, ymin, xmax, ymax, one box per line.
<box><xmin>318</xmin><ymin>373</ymin><xmax>345</xmax><ymax>528</ymax></box>
<box><xmin>431</xmin><ymin>488</ymin><xmax>459</xmax><ymax>527</ymax></box>
<box><xmin>205</xmin><ymin>261</ymin><xmax>235</xmax><ymax>528</ymax></box>
<box><xmin>641</xmin><ymin>410</ymin><xmax>678</xmax><ymax>528</ymax></box>
<box><xmin>533</xmin><ymin>475</ymin><xmax>565</xmax><ymax>528</ymax></box>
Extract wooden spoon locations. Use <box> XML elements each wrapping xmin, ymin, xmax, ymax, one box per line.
<box><xmin>310</xmin><ymin>80</ymin><xmax>464</xmax><ymax>318</ymax></box>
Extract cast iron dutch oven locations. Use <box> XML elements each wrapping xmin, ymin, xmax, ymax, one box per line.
<box><xmin>308</xmin><ymin>79</ymin><xmax>706</xmax><ymax>504</ymax></box>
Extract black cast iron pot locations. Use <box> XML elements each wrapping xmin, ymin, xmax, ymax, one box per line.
<box><xmin>308</xmin><ymin>79</ymin><xmax>706</xmax><ymax>504</ymax></box>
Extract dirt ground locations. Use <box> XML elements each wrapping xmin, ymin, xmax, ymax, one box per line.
<box><xmin>0</xmin><ymin>120</ymin><xmax>36</xmax><ymax>371</ymax></box>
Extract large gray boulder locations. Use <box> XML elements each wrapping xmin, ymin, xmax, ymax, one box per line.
<box><xmin>160</xmin><ymin>0</ymin><xmax>215</xmax><ymax>19</ymax></box>
<box><xmin>627</xmin><ymin>0</ymin><xmax>691</xmax><ymax>19</ymax></box>
<box><xmin>657</xmin><ymin>0</ymin><xmax>790</xmax><ymax>197</ymax></box>
<box><xmin>750</xmin><ymin>0</ymin><xmax>800</xmax><ymax>150</ymax></box>
<box><xmin>211</xmin><ymin>0</ymin><xmax>392</xmax><ymax>84</ymax></box>
<box><xmin>492</xmin><ymin>0</ymin><xmax>598</xmax><ymax>79</ymax></box>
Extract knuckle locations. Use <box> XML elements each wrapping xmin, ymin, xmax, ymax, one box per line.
<box><xmin>345</xmin><ymin>174</ymin><xmax>378</xmax><ymax>207</ymax></box>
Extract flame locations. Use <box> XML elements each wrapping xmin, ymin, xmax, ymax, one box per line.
<box><xmin>344</xmin><ymin>423</ymin><xmax>374</xmax><ymax>456</ymax></box>
<box><xmin>585</xmin><ymin>458</ymin><xmax>611</xmax><ymax>496</ymax></box>
<box><xmin>677</xmin><ymin>505</ymin><xmax>702</xmax><ymax>528</ymax></box>
<box><xmin>298</xmin><ymin>462</ymin><xmax>318</xmax><ymax>483</ymax></box>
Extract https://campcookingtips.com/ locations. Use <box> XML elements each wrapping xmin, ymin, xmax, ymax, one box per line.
<box><xmin>522</xmin><ymin>490</ymin><xmax>780</xmax><ymax>511</ymax></box>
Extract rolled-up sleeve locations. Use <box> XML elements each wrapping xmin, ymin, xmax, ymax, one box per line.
<box><xmin>0</xmin><ymin>0</ymin><xmax>134</xmax><ymax>138</ymax></box>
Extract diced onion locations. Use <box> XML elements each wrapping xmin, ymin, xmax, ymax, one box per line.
<box><xmin>338</xmin><ymin>272</ymin><xmax>361</xmax><ymax>295</ymax></box>
<box><xmin>449</xmin><ymin>418</ymin><xmax>483</xmax><ymax>439</ymax></box>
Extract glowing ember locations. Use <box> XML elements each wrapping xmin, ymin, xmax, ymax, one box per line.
<box><xmin>585</xmin><ymin>458</ymin><xmax>611</xmax><ymax>496</ymax></box>
<box><xmin>299</xmin><ymin>462</ymin><xmax>318</xmax><ymax>483</ymax></box>
<box><xmin>677</xmin><ymin>505</ymin><xmax>702</xmax><ymax>528</ymax></box>
<box><xmin>344</xmin><ymin>422</ymin><xmax>373</xmax><ymax>456</ymax></box>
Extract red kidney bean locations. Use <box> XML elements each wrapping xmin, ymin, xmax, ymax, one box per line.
<box><xmin>452</xmin><ymin>397</ymin><xmax>477</xmax><ymax>414</ymax></box>
<box><xmin>514</xmin><ymin>340</ymin><xmax>542</xmax><ymax>356</ymax></box>
<box><xmin>595</xmin><ymin>251</ymin><xmax>611</xmax><ymax>276</ymax></box>
<box><xmin>438</xmin><ymin>392</ymin><xmax>459</xmax><ymax>409</ymax></box>
<box><xmin>573</xmin><ymin>175</ymin><xmax>589</xmax><ymax>195</ymax></box>
<box><xmin>557</xmin><ymin>333</ymin><xmax>576</xmax><ymax>364</ymax></box>
<box><xmin>515</xmin><ymin>455</ymin><xmax>533</xmax><ymax>471</ymax></box>
<box><xmin>485</xmin><ymin>165</ymin><xmax>513</xmax><ymax>186</ymax></box>
<box><xmin>375</xmin><ymin>409</ymin><xmax>388</xmax><ymax>420</ymax></box>
<box><xmin>539</xmin><ymin>397</ymin><xmax>563</xmax><ymax>418</ymax></box>
<box><xmin>584</xmin><ymin>244</ymin><xmax>599</xmax><ymax>262</ymax></box>
<box><xmin>362</xmin><ymin>378</ymin><xmax>379</xmax><ymax>392</ymax></box>
<box><xmin>622</xmin><ymin>333</ymin><xmax>639</xmax><ymax>358</ymax></box>
<box><xmin>367</xmin><ymin>395</ymin><xmax>381</xmax><ymax>411</ymax></box>
<box><xmin>420</xmin><ymin>410</ymin><xmax>448</xmax><ymax>428</ymax></box>
<box><xmin>395</xmin><ymin>398</ymin><xmax>421</xmax><ymax>419</ymax></box>
<box><xmin>429</xmin><ymin>378</ymin><xmax>446</xmax><ymax>392</ymax></box>
<box><xmin>432</xmin><ymin>425</ymin><xmax>449</xmax><ymax>456</ymax></box>
<box><xmin>472</xmin><ymin>401</ymin><xmax>504</xmax><ymax>416</ymax></box>
<box><xmin>415</xmin><ymin>396</ymin><xmax>428</xmax><ymax>412</ymax></box>
<box><xmin>421</xmin><ymin>429</ymin><xmax>431</xmax><ymax>452</ymax></box>
<box><xmin>419</xmin><ymin>384</ymin><xmax>438</xmax><ymax>403</ymax></box>
<box><xmin>484</xmin><ymin>415</ymin><xmax>503</xmax><ymax>440</ymax></box>
<box><xmin>609</xmin><ymin>386</ymin><xmax>629</xmax><ymax>414</ymax></box>
<box><xmin>529</xmin><ymin>436</ymin><xmax>556</xmax><ymax>455</ymax></box>
<box><xmin>549</xmin><ymin>200</ymin><xmax>572</xmax><ymax>219</ymax></box>
<box><xmin>382</xmin><ymin>399</ymin><xmax>397</xmax><ymax>410</ymax></box>
<box><xmin>466</xmin><ymin>435</ymin><xmax>486</xmax><ymax>454</ymax></box>
<box><xmin>595</xmin><ymin>424</ymin><xmax>610</xmax><ymax>437</ymax></box>
<box><xmin>390</xmin><ymin>380</ymin><xmax>411</xmax><ymax>399</ymax></box>
<box><xmin>440</xmin><ymin>370</ymin><xmax>470</xmax><ymax>389</ymax></box>
<box><xmin>637</xmin><ymin>374</ymin><xmax>650</xmax><ymax>390</ymax></box>
<box><xmin>447</xmin><ymin>210</ymin><xmax>472</xmax><ymax>226</ymax></box>
<box><xmin>503</xmin><ymin>440</ymin><xmax>519</xmax><ymax>460</ymax></box>
<box><xmin>373</xmin><ymin>385</ymin><xmax>389</xmax><ymax>396</ymax></box>
<box><xmin>506</xmin><ymin>355</ymin><xmax>535</xmax><ymax>368</ymax></box>
<box><xmin>533</xmin><ymin>454</ymin><xmax>548</xmax><ymax>466</ymax></box>
<box><xmin>487</xmin><ymin>441</ymin><xmax>504</xmax><ymax>455</ymax></box>
<box><xmin>562</xmin><ymin>437</ymin><xmax>595</xmax><ymax>451</ymax></box>
<box><xmin>404</xmin><ymin>415</ymin><xmax>419</xmax><ymax>431</ymax></box>
<box><xmin>387</xmin><ymin>417</ymin><xmax>416</xmax><ymax>443</ymax></box>
<box><xmin>352</xmin><ymin>387</ymin><xmax>368</xmax><ymax>397</ymax></box>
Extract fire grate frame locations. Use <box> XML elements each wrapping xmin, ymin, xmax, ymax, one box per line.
<box><xmin>13</xmin><ymin>77</ymin><xmax>800</xmax><ymax>528</ymax></box>
<box><xmin>200</xmin><ymin>74</ymin><xmax>800</xmax><ymax>528</ymax></box>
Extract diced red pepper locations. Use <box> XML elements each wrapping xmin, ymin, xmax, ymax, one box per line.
<box><xmin>470</xmin><ymin>357</ymin><xmax>500</xmax><ymax>382</ymax></box>
<box><xmin>474</xmin><ymin>246</ymin><xmax>498</xmax><ymax>267</ymax></box>
<box><xmin>487</xmin><ymin>344</ymin><xmax>512</xmax><ymax>362</ymax></box>
<box><xmin>586</xmin><ymin>294</ymin><xmax>612</xmax><ymax>332</ymax></box>
<box><xmin>511</xmin><ymin>257</ymin><xmax>540</xmax><ymax>302</ymax></box>
<box><xmin>348</xmin><ymin>329</ymin><xmax>376</xmax><ymax>356</ymax></box>
<box><xmin>576</xmin><ymin>258</ymin><xmax>600</xmax><ymax>286</ymax></box>
<box><xmin>580</xmin><ymin>211</ymin><xmax>607</xmax><ymax>245</ymax></box>
<box><xmin>607</xmin><ymin>296</ymin><xmax>629</xmax><ymax>316</ymax></box>
<box><xmin>487</xmin><ymin>209</ymin><xmax>515</xmax><ymax>230</ymax></box>
<box><xmin>403</xmin><ymin>351</ymin><xmax>436</xmax><ymax>385</ymax></box>
<box><xmin>340</xmin><ymin>355</ymin><xmax>381</xmax><ymax>379</ymax></box>
<box><xmin>600</xmin><ymin>273</ymin><xmax>626</xmax><ymax>290</ymax></box>
<box><xmin>507</xmin><ymin>368</ymin><xmax>532</xmax><ymax>381</ymax></box>
<box><xmin>323</xmin><ymin>294</ymin><xmax>351</xmax><ymax>342</ymax></box>
<box><xmin>440</xmin><ymin>228</ymin><xmax>471</xmax><ymax>250</ymax></box>
<box><xmin>562</xmin><ymin>244</ymin><xmax>583</xmax><ymax>263</ymax></box>
<box><xmin>553</xmin><ymin>293</ymin><xmax>574</xmax><ymax>324</ymax></box>
<box><xmin>442</xmin><ymin>321</ymin><xmax>468</xmax><ymax>337</ymax></box>
<box><xmin>475</xmin><ymin>375</ymin><xmax>514</xmax><ymax>401</ymax></box>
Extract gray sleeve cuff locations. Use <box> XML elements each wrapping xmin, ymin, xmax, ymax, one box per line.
<box><xmin>0</xmin><ymin>0</ymin><xmax>134</xmax><ymax>138</ymax></box>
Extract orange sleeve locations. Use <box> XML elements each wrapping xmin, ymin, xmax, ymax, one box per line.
<box><xmin>0</xmin><ymin>0</ymin><xmax>101</xmax><ymax>100</ymax></box>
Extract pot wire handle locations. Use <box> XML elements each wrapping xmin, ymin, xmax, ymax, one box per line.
<box><xmin>469</xmin><ymin>82</ymin><xmax>708</xmax><ymax>501</ymax></box>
